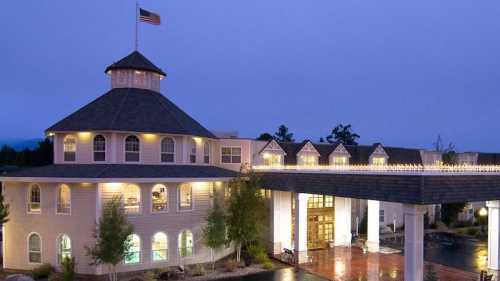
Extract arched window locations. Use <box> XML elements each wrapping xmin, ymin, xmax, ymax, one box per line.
<box><xmin>28</xmin><ymin>184</ymin><xmax>41</xmax><ymax>213</ymax></box>
<box><xmin>63</xmin><ymin>136</ymin><xmax>76</xmax><ymax>162</ymax></box>
<box><xmin>151</xmin><ymin>184</ymin><xmax>168</xmax><ymax>212</ymax></box>
<box><xmin>123</xmin><ymin>184</ymin><xmax>141</xmax><ymax>215</ymax></box>
<box><xmin>28</xmin><ymin>233</ymin><xmax>42</xmax><ymax>263</ymax></box>
<box><xmin>56</xmin><ymin>184</ymin><xmax>71</xmax><ymax>214</ymax></box>
<box><xmin>93</xmin><ymin>135</ymin><xmax>106</xmax><ymax>162</ymax></box>
<box><xmin>152</xmin><ymin>232</ymin><xmax>168</xmax><ymax>262</ymax></box>
<box><xmin>178</xmin><ymin>230</ymin><xmax>193</xmax><ymax>257</ymax></box>
<box><xmin>125</xmin><ymin>135</ymin><xmax>140</xmax><ymax>162</ymax></box>
<box><xmin>57</xmin><ymin>234</ymin><xmax>71</xmax><ymax>264</ymax></box>
<box><xmin>124</xmin><ymin>234</ymin><xmax>141</xmax><ymax>264</ymax></box>
<box><xmin>178</xmin><ymin>184</ymin><xmax>193</xmax><ymax>211</ymax></box>
<box><xmin>189</xmin><ymin>139</ymin><xmax>197</xmax><ymax>163</ymax></box>
<box><xmin>161</xmin><ymin>137</ymin><xmax>175</xmax><ymax>163</ymax></box>
<box><xmin>203</xmin><ymin>141</ymin><xmax>210</xmax><ymax>164</ymax></box>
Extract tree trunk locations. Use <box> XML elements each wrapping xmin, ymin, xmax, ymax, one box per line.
<box><xmin>211</xmin><ymin>248</ymin><xmax>215</xmax><ymax>271</ymax></box>
<box><xmin>236</xmin><ymin>243</ymin><xmax>241</xmax><ymax>263</ymax></box>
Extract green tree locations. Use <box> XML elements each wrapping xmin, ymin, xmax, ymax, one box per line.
<box><xmin>85</xmin><ymin>196</ymin><xmax>133</xmax><ymax>281</ymax></box>
<box><xmin>274</xmin><ymin>125</ymin><xmax>294</xmax><ymax>142</ymax></box>
<box><xmin>203</xmin><ymin>201</ymin><xmax>227</xmax><ymax>271</ymax></box>
<box><xmin>0</xmin><ymin>193</ymin><xmax>10</xmax><ymax>225</ymax></box>
<box><xmin>226</xmin><ymin>174</ymin><xmax>268</xmax><ymax>263</ymax></box>
<box><xmin>256</xmin><ymin>133</ymin><xmax>273</xmax><ymax>141</ymax></box>
<box><xmin>326</xmin><ymin>124</ymin><xmax>360</xmax><ymax>145</ymax></box>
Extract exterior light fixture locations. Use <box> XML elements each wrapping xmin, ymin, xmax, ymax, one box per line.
<box><xmin>479</xmin><ymin>207</ymin><xmax>488</xmax><ymax>217</ymax></box>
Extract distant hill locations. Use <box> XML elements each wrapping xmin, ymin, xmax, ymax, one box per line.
<box><xmin>0</xmin><ymin>138</ymin><xmax>43</xmax><ymax>151</ymax></box>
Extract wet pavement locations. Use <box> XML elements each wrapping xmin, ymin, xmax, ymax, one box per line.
<box><xmin>221</xmin><ymin>268</ymin><xmax>328</xmax><ymax>281</ymax></box>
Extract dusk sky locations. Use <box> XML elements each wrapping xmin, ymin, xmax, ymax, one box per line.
<box><xmin>2</xmin><ymin>1</ymin><xmax>500</xmax><ymax>152</ymax></box>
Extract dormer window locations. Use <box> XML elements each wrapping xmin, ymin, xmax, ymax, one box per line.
<box><xmin>125</xmin><ymin>135</ymin><xmax>140</xmax><ymax>162</ymax></box>
<box><xmin>332</xmin><ymin>156</ymin><xmax>348</xmax><ymax>165</ymax></box>
<box><xmin>263</xmin><ymin>153</ymin><xmax>282</xmax><ymax>166</ymax></box>
<box><xmin>63</xmin><ymin>136</ymin><xmax>76</xmax><ymax>162</ymax></box>
<box><xmin>189</xmin><ymin>139</ymin><xmax>197</xmax><ymax>163</ymax></box>
<box><xmin>161</xmin><ymin>137</ymin><xmax>175</xmax><ymax>163</ymax></box>
<box><xmin>299</xmin><ymin>154</ymin><xmax>318</xmax><ymax>167</ymax></box>
<box><xmin>93</xmin><ymin>135</ymin><xmax>106</xmax><ymax>162</ymax></box>
<box><xmin>372</xmin><ymin>157</ymin><xmax>386</xmax><ymax>166</ymax></box>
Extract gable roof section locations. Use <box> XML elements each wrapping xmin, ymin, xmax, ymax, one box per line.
<box><xmin>297</xmin><ymin>140</ymin><xmax>320</xmax><ymax>155</ymax></box>
<box><xmin>46</xmin><ymin>88</ymin><xmax>216</xmax><ymax>138</ymax></box>
<box><xmin>104</xmin><ymin>51</ymin><xmax>166</xmax><ymax>76</ymax></box>
<box><xmin>259</xmin><ymin>139</ymin><xmax>286</xmax><ymax>155</ymax></box>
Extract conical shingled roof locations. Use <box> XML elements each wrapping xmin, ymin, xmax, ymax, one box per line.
<box><xmin>46</xmin><ymin>88</ymin><xmax>216</xmax><ymax>138</ymax></box>
<box><xmin>104</xmin><ymin>51</ymin><xmax>166</xmax><ymax>76</ymax></box>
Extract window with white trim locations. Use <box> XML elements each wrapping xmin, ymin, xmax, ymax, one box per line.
<box><xmin>123</xmin><ymin>184</ymin><xmax>141</xmax><ymax>215</ymax></box>
<box><xmin>379</xmin><ymin>209</ymin><xmax>385</xmax><ymax>223</ymax></box>
<box><xmin>372</xmin><ymin>157</ymin><xmax>386</xmax><ymax>166</ymax></box>
<box><xmin>63</xmin><ymin>136</ymin><xmax>76</xmax><ymax>162</ymax></box>
<box><xmin>190</xmin><ymin>139</ymin><xmax>197</xmax><ymax>163</ymax></box>
<box><xmin>221</xmin><ymin>147</ymin><xmax>241</xmax><ymax>164</ymax></box>
<box><xmin>178</xmin><ymin>184</ymin><xmax>193</xmax><ymax>211</ymax></box>
<box><xmin>124</xmin><ymin>234</ymin><xmax>141</xmax><ymax>264</ymax></box>
<box><xmin>203</xmin><ymin>141</ymin><xmax>210</xmax><ymax>164</ymax></box>
<box><xmin>178</xmin><ymin>230</ymin><xmax>193</xmax><ymax>257</ymax></box>
<box><xmin>152</xmin><ymin>232</ymin><xmax>168</xmax><ymax>262</ymax></box>
<box><xmin>125</xmin><ymin>135</ymin><xmax>140</xmax><ymax>162</ymax></box>
<box><xmin>298</xmin><ymin>154</ymin><xmax>318</xmax><ymax>166</ymax></box>
<box><xmin>263</xmin><ymin>153</ymin><xmax>281</xmax><ymax>166</ymax></box>
<box><xmin>93</xmin><ymin>135</ymin><xmax>106</xmax><ymax>162</ymax></box>
<box><xmin>57</xmin><ymin>234</ymin><xmax>71</xmax><ymax>264</ymax></box>
<box><xmin>28</xmin><ymin>184</ymin><xmax>41</xmax><ymax>213</ymax></box>
<box><xmin>56</xmin><ymin>184</ymin><xmax>71</xmax><ymax>214</ymax></box>
<box><xmin>151</xmin><ymin>184</ymin><xmax>168</xmax><ymax>212</ymax></box>
<box><xmin>161</xmin><ymin>137</ymin><xmax>175</xmax><ymax>163</ymax></box>
<box><xmin>28</xmin><ymin>233</ymin><xmax>42</xmax><ymax>263</ymax></box>
<box><xmin>332</xmin><ymin>156</ymin><xmax>348</xmax><ymax>165</ymax></box>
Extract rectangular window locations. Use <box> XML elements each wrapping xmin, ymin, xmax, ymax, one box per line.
<box><xmin>372</xmin><ymin>157</ymin><xmax>386</xmax><ymax>166</ymax></box>
<box><xmin>204</xmin><ymin>142</ymin><xmax>210</xmax><ymax>164</ymax></box>
<box><xmin>379</xmin><ymin>209</ymin><xmax>385</xmax><ymax>223</ymax></box>
<box><xmin>179</xmin><ymin>184</ymin><xmax>193</xmax><ymax>211</ymax></box>
<box><xmin>221</xmin><ymin>147</ymin><xmax>241</xmax><ymax>164</ymax></box>
<box><xmin>299</xmin><ymin>154</ymin><xmax>318</xmax><ymax>167</ymax></box>
<box><xmin>332</xmin><ymin>156</ymin><xmax>348</xmax><ymax>165</ymax></box>
<box><xmin>263</xmin><ymin>153</ymin><xmax>281</xmax><ymax>166</ymax></box>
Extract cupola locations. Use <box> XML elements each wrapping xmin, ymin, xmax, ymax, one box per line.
<box><xmin>105</xmin><ymin>51</ymin><xmax>166</xmax><ymax>92</ymax></box>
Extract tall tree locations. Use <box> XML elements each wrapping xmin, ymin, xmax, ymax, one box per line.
<box><xmin>433</xmin><ymin>135</ymin><xmax>457</xmax><ymax>164</ymax></box>
<box><xmin>226</xmin><ymin>174</ymin><xmax>267</xmax><ymax>263</ymax></box>
<box><xmin>274</xmin><ymin>125</ymin><xmax>294</xmax><ymax>142</ymax></box>
<box><xmin>326</xmin><ymin>124</ymin><xmax>360</xmax><ymax>145</ymax></box>
<box><xmin>86</xmin><ymin>196</ymin><xmax>133</xmax><ymax>281</ymax></box>
<box><xmin>0</xmin><ymin>138</ymin><xmax>53</xmax><ymax>167</ymax></box>
<box><xmin>256</xmin><ymin>133</ymin><xmax>273</xmax><ymax>141</ymax></box>
<box><xmin>0</xmin><ymin>193</ymin><xmax>10</xmax><ymax>225</ymax></box>
<box><xmin>202</xmin><ymin>201</ymin><xmax>227</xmax><ymax>271</ymax></box>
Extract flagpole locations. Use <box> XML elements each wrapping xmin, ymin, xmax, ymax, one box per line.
<box><xmin>135</xmin><ymin>1</ymin><xmax>139</xmax><ymax>50</ymax></box>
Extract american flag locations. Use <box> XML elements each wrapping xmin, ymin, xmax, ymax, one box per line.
<box><xmin>139</xmin><ymin>8</ymin><xmax>161</xmax><ymax>25</ymax></box>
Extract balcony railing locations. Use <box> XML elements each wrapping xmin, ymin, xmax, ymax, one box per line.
<box><xmin>252</xmin><ymin>164</ymin><xmax>500</xmax><ymax>175</ymax></box>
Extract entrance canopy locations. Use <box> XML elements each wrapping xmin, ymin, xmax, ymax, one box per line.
<box><xmin>256</xmin><ymin>167</ymin><xmax>500</xmax><ymax>204</ymax></box>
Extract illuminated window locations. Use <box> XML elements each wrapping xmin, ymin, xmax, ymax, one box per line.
<box><xmin>221</xmin><ymin>147</ymin><xmax>241</xmax><ymax>164</ymax></box>
<box><xmin>134</xmin><ymin>70</ymin><xmax>146</xmax><ymax>87</ymax></box>
<box><xmin>28</xmin><ymin>233</ymin><xmax>42</xmax><ymax>264</ymax></box>
<box><xmin>63</xmin><ymin>136</ymin><xmax>76</xmax><ymax>162</ymax></box>
<box><xmin>190</xmin><ymin>139</ymin><xmax>196</xmax><ymax>163</ymax></box>
<box><xmin>152</xmin><ymin>232</ymin><xmax>168</xmax><ymax>262</ymax></box>
<box><xmin>372</xmin><ymin>157</ymin><xmax>386</xmax><ymax>166</ymax></box>
<box><xmin>124</xmin><ymin>234</ymin><xmax>141</xmax><ymax>264</ymax></box>
<box><xmin>324</xmin><ymin>196</ymin><xmax>333</xmax><ymax>208</ymax></box>
<box><xmin>204</xmin><ymin>141</ymin><xmax>210</xmax><ymax>164</ymax></box>
<box><xmin>125</xmin><ymin>135</ymin><xmax>140</xmax><ymax>162</ymax></box>
<box><xmin>332</xmin><ymin>156</ymin><xmax>348</xmax><ymax>165</ymax></box>
<box><xmin>178</xmin><ymin>230</ymin><xmax>193</xmax><ymax>257</ymax></box>
<box><xmin>57</xmin><ymin>234</ymin><xmax>71</xmax><ymax>264</ymax></box>
<box><xmin>263</xmin><ymin>153</ymin><xmax>281</xmax><ymax>166</ymax></box>
<box><xmin>28</xmin><ymin>184</ymin><xmax>41</xmax><ymax>213</ymax></box>
<box><xmin>93</xmin><ymin>135</ymin><xmax>106</xmax><ymax>162</ymax></box>
<box><xmin>178</xmin><ymin>184</ymin><xmax>193</xmax><ymax>211</ymax></box>
<box><xmin>161</xmin><ymin>137</ymin><xmax>175</xmax><ymax>163</ymax></box>
<box><xmin>123</xmin><ymin>184</ymin><xmax>141</xmax><ymax>215</ymax></box>
<box><xmin>308</xmin><ymin>195</ymin><xmax>324</xmax><ymax>209</ymax></box>
<box><xmin>151</xmin><ymin>184</ymin><xmax>168</xmax><ymax>212</ymax></box>
<box><xmin>56</xmin><ymin>184</ymin><xmax>71</xmax><ymax>214</ymax></box>
<box><xmin>299</xmin><ymin>154</ymin><xmax>318</xmax><ymax>166</ymax></box>
<box><xmin>379</xmin><ymin>209</ymin><xmax>385</xmax><ymax>223</ymax></box>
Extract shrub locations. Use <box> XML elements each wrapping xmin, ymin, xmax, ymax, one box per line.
<box><xmin>60</xmin><ymin>256</ymin><xmax>76</xmax><ymax>281</ymax></box>
<box><xmin>262</xmin><ymin>261</ymin><xmax>274</xmax><ymax>270</ymax></box>
<box><xmin>247</xmin><ymin>244</ymin><xmax>269</xmax><ymax>264</ymax></box>
<box><xmin>142</xmin><ymin>271</ymin><xmax>157</xmax><ymax>281</ymax></box>
<box><xmin>48</xmin><ymin>272</ymin><xmax>62</xmax><ymax>281</ymax></box>
<box><xmin>191</xmin><ymin>264</ymin><xmax>206</xmax><ymax>276</ymax></box>
<box><xmin>155</xmin><ymin>268</ymin><xmax>170</xmax><ymax>281</ymax></box>
<box><xmin>255</xmin><ymin>252</ymin><xmax>270</xmax><ymax>264</ymax></box>
<box><xmin>224</xmin><ymin>259</ymin><xmax>238</xmax><ymax>272</ymax></box>
<box><xmin>32</xmin><ymin>263</ymin><xmax>54</xmax><ymax>279</ymax></box>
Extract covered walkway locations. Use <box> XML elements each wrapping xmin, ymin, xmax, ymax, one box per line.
<box><xmin>300</xmin><ymin>247</ymin><xmax>477</xmax><ymax>281</ymax></box>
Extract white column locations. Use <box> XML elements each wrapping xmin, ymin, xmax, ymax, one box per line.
<box><xmin>334</xmin><ymin>197</ymin><xmax>352</xmax><ymax>247</ymax></box>
<box><xmin>294</xmin><ymin>193</ymin><xmax>309</xmax><ymax>264</ymax></box>
<box><xmin>367</xmin><ymin>200</ymin><xmax>380</xmax><ymax>252</ymax></box>
<box><xmin>271</xmin><ymin>191</ymin><xmax>292</xmax><ymax>255</ymax></box>
<box><xmin>403</xmin><ymin>204</ymin><xmax>426</xmax><ymax>281</ymax></box>
<box><xmin>487</xmin><ymin>200</ymin><xmax>500</xmax><ymax>273</ymax></box>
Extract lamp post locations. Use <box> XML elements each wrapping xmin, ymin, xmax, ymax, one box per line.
<box><xmin>479</xmin><ymin>207</ymin><xmax>488</xmax><ymax>234</ymax></box>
